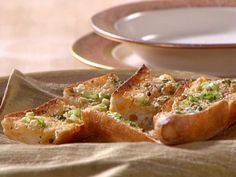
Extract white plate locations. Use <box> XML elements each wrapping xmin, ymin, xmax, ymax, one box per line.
<box><xmin>115</xmin><ymin>7</ymin><xmax>236</xmax><ymax>45</ymax></box>
<box><xmin>115</xmin><ymin>7</ymin><xmax>236</xmax><ymax>75</ymax></box>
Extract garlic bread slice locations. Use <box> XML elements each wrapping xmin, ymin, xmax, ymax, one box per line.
<box><xmin>110</xmin><ymin>65</ymin><xmax>180</xmax><ymax>131</ymax></box>
<box><xmin>154</xmin><ymin>77</ymin><xmax>236</xmax><ymax>145</ymax></box>
<box><xmin>1</xmin><ymin>99</ymin><xmax>85</xmax><ymax>144</ymax></box>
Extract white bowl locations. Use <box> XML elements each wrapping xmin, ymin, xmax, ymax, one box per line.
<box><xmin>91</xmin><ymin>1</ymin><xmax>236</xmax><ymax>77</ymax></box>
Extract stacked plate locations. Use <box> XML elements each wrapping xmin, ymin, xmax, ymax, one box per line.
<box><xmin>71</xmin><ymin>0</ymin><xmax>236</xmax><ymax>77</ymax></box>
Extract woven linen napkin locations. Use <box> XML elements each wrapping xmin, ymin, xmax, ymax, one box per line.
<box><xmin>0</xmin><ymin>70</ymin><xmax>236</xmax><ymax>177</ymax></box>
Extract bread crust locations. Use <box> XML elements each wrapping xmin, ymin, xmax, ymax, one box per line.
<box><xmin>110</xmin><ymin>65</ymin><xmax>155</xmax><ymax>130</ymax></box>
<box><xmin>81</xmin><ymin>109</ymin><xmax>156</xmax><ymax>142</ymax></box>
<box><xmin>153</xmin><ymin>92</ymin><xmax>236</xmax><ymax>145</ymax></box>
<box><xmin>112</xmin><ymin>65</ymin><xmax>150</xmax><ymax>96</ymax></box>
<box><xmin>225</xmin><ymin>93</ymin><xmax>236</xmax><ymax>126</ymax></box>
<box><xmin>1</xmin><ymin>98</ymin><xmax>85</xmax><ymax>144</ymax></box>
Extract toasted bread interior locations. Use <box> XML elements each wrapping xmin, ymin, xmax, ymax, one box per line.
<box><xmin>63</xmin><ymin>73</ymin><xmax>120</xmax><ymax>109</ymax></box>
<box><xmin>81</xmin><ymin>109</ymin><xmax>156</xmax><ymax>142</ymax></box>
<box><xmin>110</xmin><ymin>65</ymin><xmax>181</xmax><ymax>131</ymax></box>
<box><xmin>1</xmin><ymin>99</ymin><xmax>85</xmax><ymax>144</ymax></box>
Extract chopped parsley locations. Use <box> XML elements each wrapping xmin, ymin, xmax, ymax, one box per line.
<box><xmin>99</xmin><ymin>92</ymin><xmax>111</xmax><ymax>99</ymax></box>
<box><xmin>141</xmin><ymin>97</ymin><xmax>151</xmax><ymax>106</ymax></box>
<box><xmin>21</xmin><ymin>112</ymin><xmax>46</xmax><ymax>128</ymax></box>
<box><xmin>201</xmin><ymin>82</ymin><xmax>218</xmax><ymax>91</ymax></box>
<box><xmin>93</xmin><ymin>103</ymin><xmax>108</xmax><ymax>112</ymax></box>
<box><xmin>37</xmin><ymin>118</ymin><xmax>46</xmax><ymax>128</ymax></box>
<box><xmin>81</xmin><ymin>91</ymin><xmax>99</xmax><ymax>100</ymax></box>
<box><xmin>136</xmin><ymin>94</ymin><xmax>151</xmax><ymax>106</ymax></box>
<box><xmin>174</xmin><ymin>81</ymin><xmax>223</xmax><ymax>114</ymax></box>
<box><xmin>187</xmin><ymin>95</ymin><xmax>199</xmax><ymax>102</ymax></box>
<box><xmin>201</xmin><ymin>90</ymin><xmax>219</xmax><ymax>102</ymax></box>
<box><xmin>107</xmin><ymin>111</ymin><xmax>140</xmax><ymax>129</ymax></box>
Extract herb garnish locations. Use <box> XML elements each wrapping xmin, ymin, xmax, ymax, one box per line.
<box><xmin>107</xmin><ymin>111</ymin><xmax>140</xmax><ymax>128</ymax></box>
<box><xmin>174</xmin><ymin>81</ymin><xmax>222</xmax><ymax>114</ymax></box>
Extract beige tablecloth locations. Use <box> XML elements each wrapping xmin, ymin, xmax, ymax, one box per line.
<box><xmin>1</xmin><ymin>70</ymin><xmax>236</xmax><ymax>177</ymax></box>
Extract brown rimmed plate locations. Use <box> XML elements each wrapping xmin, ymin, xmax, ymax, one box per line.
<box><xmin>91</xmin><ymin>1</ymin><xmax>236</xmax><ymax>76</ymax></box>
<box><xmin>71</xmin><ymin>33</ymin><xmax>130</xmax><ymax>70</ymax></box>
<box><xmin>71</xmin><ymin>33</ymin><xmax>236</xmax><ymax>77</ymax></box>
<box><xmin>71</xmin><ymin>32</ymin><xmax>158</xmax><ymax>70</ymax></box>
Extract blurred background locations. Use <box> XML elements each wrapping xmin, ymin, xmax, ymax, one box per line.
<box><xmin>0</xmin><ymin>0</ymin><xmax>139</xmax><ymax>76</ymax></box>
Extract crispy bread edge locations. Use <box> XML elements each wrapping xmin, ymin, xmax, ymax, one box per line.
<box><xmin>153</xmin><ymin>100</ymin><xmax>229</xmax><ymax>145</ymax></box>
<box><xmin>1</xmin><ymin>98</ymin><xmax>85</xmax><ymax>144</ymax></box>
<box><xmin>82</xmin><ymin>109</ymin><xmax>156</xmax><ymax>143</ymax></box>
<box><xmin>112</xmin><ymin>64</ymin><xmax>150</xmax><ymax>96</ymax></box>
<box><xmin>63</xmin><ymin>73</ymin><xmax>119</xmax><ymax>96</ymax></box>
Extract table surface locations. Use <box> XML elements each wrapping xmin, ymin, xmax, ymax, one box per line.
<box><xmin>0</xmin><ymin>0</ymin><xmax>139</xmax><ymax>77</ymax></box>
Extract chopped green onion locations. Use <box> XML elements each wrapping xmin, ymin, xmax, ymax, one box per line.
<box><xmin>136</xmin><ymin>95</ymin><xmax>151</xmax><ymax>106</ymax></box>
<box><xmin>37</xmin><ymin>118</ymin><xmax>46</xmax><ymax>128</ymax></box>
<box><xmin>81</xmin><ymin>91</ymin><xmax>99</xmax><ymax>100</ymax></box>
<box><xmin>101</xmin><ymin>98</ymin><xmax>110</xmax><ymax>106</ymax></box>
<box><xmin>201</xmin><ymin>90</ymin><xmax>219</xmax><ymax>102</ymax></box>
<box><xmin>125</xmin><ymin>120</ymin><xmax>139</xmax><ymax>128</ymax></box>
<box><xmin>68</xmin><ymin>114</ymin><xmax>79</xmax><ymax>121</ymax></box>
<box><xmin>187</xmin><ymin>95</ymin><xmax>199</xmax><ymax>102</ymax></box>
<box><xmin>21</xmin><ymin>112</ymin><xmax>36</xmax><ymax>123</ymax></box>
<box><xmin>98</xmin><ymin>92</ymin><xmax>111</xmax><ymax>99</ymax></box>
<box><xmin>25</xmin><ymin>112</ymin><xmax>34</xmax><ymax>117</ymax></box>
<box><xmin>68</xmin><ymin>108</ymin><xmax>81</xmax><ymax>117</ymax></box>
<box><xmin>107</xmin><ymin>111</ymin><xmax>122</xmax><ymax>120</ymax></box>
<box><xmin>21</xmin><ymin>116</ymin><xmax>31</xmax><ymax>123</ymax></box>
<box><xmin>201</xmin><ymin>82</ymin><xmax>218</xmax><ymax>91</ymax></box>
<box><xmin>93</xmin><ymin>103</ymin><xmax>108</xmax><ymax>112</ymax></box>
<box><xmin>106</xmin><ymin>111</ymin><xmax>139</xmax><ymax>128</ymax></box>
<box><xmin>22</xmin><ymin>115</ymin><xmax>46</xmax><ymax>128</ymax></box>
<box><xmin>142</xmin><ymin>98</ymin><xmax>151</xmax><ymax>106</ymax></box>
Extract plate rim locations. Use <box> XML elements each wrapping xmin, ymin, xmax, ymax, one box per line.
<box><xmin>71</xmin><ymin>42</ymin><xmax>115</xmax><ymax>70</ymax></box>
<box><xmin>71</xmin><ymin>39</ymin><xmax>114</xmax><ymax>70</ymax></box>
<box><xmin>91</xmin><ymin>0</ymin><xmax>236</xmax><ymax>49</ymax></box>
<box><xmin>71</xmin><ymin>32</ymin><xmax>134</xmax><ymax>70</ymax></box>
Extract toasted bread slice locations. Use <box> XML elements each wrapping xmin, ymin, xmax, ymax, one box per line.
<box><xmin>2</xmin><ymin>73</ymin><xmax>121</xmax><ymax>144</ymax></box>
<box><xmin>1</xmin><ymin>98</ymin><xmax>86</xmax><ymax>144</ymax></box>
<box><xmin>63</xmin><ymin>73</ymin><xmax>120</xmax><ymax>109</ymax></box>
<box><xmin>110</xmin><ymin>65</ymin><xmax>180</xmax><ymax>131</ymax></box>
<box><xmin>153</xmin><ymin>77</ymin><xmax>236</xmax><ymax>145</ymax></box>
<box><xmin>81</xmin><ymin>109</ymin><xmax>156</xmax><ymax>142</ymax></box>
